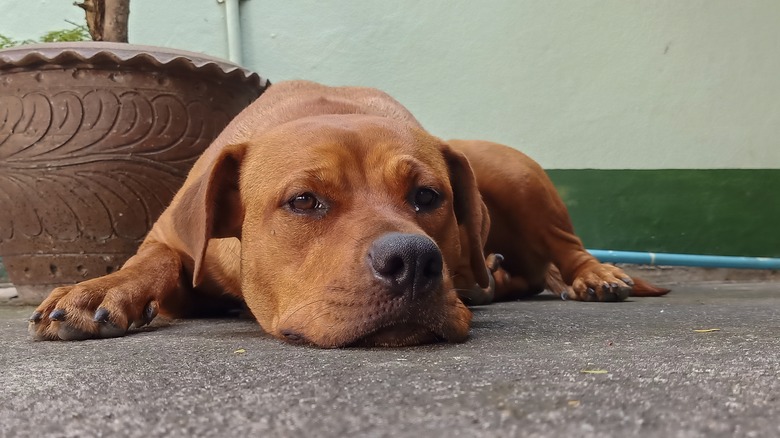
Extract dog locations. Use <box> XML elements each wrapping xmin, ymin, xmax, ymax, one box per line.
<box><xmin>28</xmin><ymin>80</ymin><xmax>669</xmax><ymax>347</ymax></box>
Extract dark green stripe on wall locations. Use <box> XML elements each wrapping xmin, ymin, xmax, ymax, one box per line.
<box><xmin>546</xmin><ymin>169</ymin><xmax>780</xmax><ymax>258</ymax></box>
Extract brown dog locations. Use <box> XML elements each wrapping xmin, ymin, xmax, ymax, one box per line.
<box><xmin>28</xmin><ymin>81</ymin><xmax>668</xmax><ymax>347</ymax></box>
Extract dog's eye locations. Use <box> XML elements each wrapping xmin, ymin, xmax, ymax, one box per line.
<box><xmin>412</xmin><ymin>187</ymin><xmax>440</xmax><ymax>212</ymax></box>
<box><xmin>288</xmin><ymin>193</ymin><xmax>322</xmax><ymax>212</ymax></box>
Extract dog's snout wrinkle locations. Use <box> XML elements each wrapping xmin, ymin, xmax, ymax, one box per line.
<box><xmin>368</xmin><ymin>232</ymin><xmax>443</xmax><ymax>298</ymax></box>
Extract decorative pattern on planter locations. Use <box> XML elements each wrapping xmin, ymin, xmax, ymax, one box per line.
<box><xmin>0</xmin><ymin>42</ymin><xmax>267</xmax><ymax>303</ymax></box>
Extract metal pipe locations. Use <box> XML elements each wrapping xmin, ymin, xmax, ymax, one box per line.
<box><xmin>588</xmin><ymin>249</ymin><xmax>780</xmax><ymax>270</ymax></box>
<box><xmin>220</xmin><ymin>0</ymin><xmax>243</xmax><ymax>65</ymax></box>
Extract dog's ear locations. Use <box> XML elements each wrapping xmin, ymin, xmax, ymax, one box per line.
<box><xmin>441</xmin><ymin>144</ymin><xmax>491</xmax><ymax>289</ymax></box>
<box><xmin>171</xmin><ymin>143</ymin><xmax>247</xmax><ymax>287</ymax></box>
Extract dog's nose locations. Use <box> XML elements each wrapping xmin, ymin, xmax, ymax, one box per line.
<box><xmin>367</xmin><ymin>232</ymin><xmax>443</xmax><ymax>298</ymax></box>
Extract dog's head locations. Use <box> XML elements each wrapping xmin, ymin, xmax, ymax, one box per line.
<box><xmin>174</xmin><ymin>114</ymin><xmax>490</xmax><ymax>347</ymax></box>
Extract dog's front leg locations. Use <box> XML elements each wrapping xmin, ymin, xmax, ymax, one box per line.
<box><xmin>28</xmin><ymin>240</ymin><xmax>183</xmax><ymax>340</ymax></box>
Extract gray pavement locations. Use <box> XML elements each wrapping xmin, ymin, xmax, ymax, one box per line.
<box><xmin>1</xmin><ymin>282</ymin><xmax>778</xmax><ymax>437</ymax></box>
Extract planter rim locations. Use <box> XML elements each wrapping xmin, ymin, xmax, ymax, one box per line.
<box><xmin>0</xmin><ymin>42</ymin><xmax>267</xmax><ymax>87</ymax></box>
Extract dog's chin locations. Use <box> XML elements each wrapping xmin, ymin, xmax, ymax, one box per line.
<box><xmin>279</xmin><ymin>322</ymin><xmax>455</xmax><ymax>348</ymax></box>
<box><xmin>346</xmin><ymin>323</ymin><xmax>443</xmax><ymax>348</ymax></box>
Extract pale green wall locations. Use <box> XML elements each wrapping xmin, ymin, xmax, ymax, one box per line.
<box><xmin>2</xmin><ymin>0</ymin><xmax>779</xmax><ymax>169</ymax></box>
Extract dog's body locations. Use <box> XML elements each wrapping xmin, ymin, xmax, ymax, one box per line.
<box><xmin>29</xmin><ymin>81</ymin><xmax>668</xmax><ymax>347</ymax></box>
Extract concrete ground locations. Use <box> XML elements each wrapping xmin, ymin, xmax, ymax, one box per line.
<box><xmin>0</xmin><ymin>282</ymin><xmax>778</xmax><ymax>438</ymax></box>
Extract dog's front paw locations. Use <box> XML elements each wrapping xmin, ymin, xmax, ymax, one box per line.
<box><xmin>565</xmin><ymin>264</ymin><xmax>634</xmax><ymax>302</ymax></box>
<box><xmin>28</xmin><ymin>275</ymin><xmax>159</xmax><ymax>341</ymax></box>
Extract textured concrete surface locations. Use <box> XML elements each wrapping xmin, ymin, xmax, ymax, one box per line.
<box><xmin>1</xmin><ymin>282</ymin><xmax>778</xmax><ymax>437</ymax></box>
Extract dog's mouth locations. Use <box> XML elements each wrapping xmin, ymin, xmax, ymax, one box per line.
<box><xmin>346</xmin><ymin>323</ymin><xmax>442</xmax><ymax>348</ymax></box>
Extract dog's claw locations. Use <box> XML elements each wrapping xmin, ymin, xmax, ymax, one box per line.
<box><xmin>130</xmin><ymin>301</ymin><xmax>160</xmax><ymax>329</ymax></box>
<box><xmin>622</xmin><ymin>277</ymin><xmax>635</xmax><ymax>286</ymax></box>
<box><xmin>49</xmin><ymin>309</ymin><xmax>66</xmax><ymax>321</ymax></box>
<box><xmin>486</xmin><ymin>253</ymin><xmax>504</xmax><ymax>272</ymax></box>
<box><xmin>138</xmin><ymin>301</ymin><xmax>159</xmax><ymax>327</ymax></box>
<box><xmin>587</xmin><ymin>287</ymin><xmax>596</xmax><ymax>296</ymax></box>
<box><xmin>93</xmin><ymin>307</ymin><xmax>110</xmax><ymax>323</ymax></box>
<box><xmin>144</xmin><ymin>301</ymin><xmax>159</xmax><ymax>323</ymax></box>
<box><xmin>29</xmin><ymin>311</ymin><xmax>42</xmax><ymax>322</ymax></box>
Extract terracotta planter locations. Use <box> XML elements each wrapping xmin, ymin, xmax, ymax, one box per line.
<box><xmin>0</xmin><ymin>42</ymin><xmax>268</xmax><ymax>304</ymax></box>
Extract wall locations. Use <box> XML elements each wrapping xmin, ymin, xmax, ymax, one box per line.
<box><xmin>1</xmin><ymin>0</ymin><xmax>778</xmax><ymax>256</ymax></box>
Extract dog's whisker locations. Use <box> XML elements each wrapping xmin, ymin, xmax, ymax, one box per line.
<box><xmin>284</xmin><ymin>295</ymin><xmax>352</xmax><ymax>330</ymax></box>
<box><xmin>299</xmin><ymin>306</ymin><xmax>341</xmax><ymax>330</ymax></box>
<box><xmin>279</xmin><ymin>299</ymin><xmax>330</xmax><ymax>328</ymax></box>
